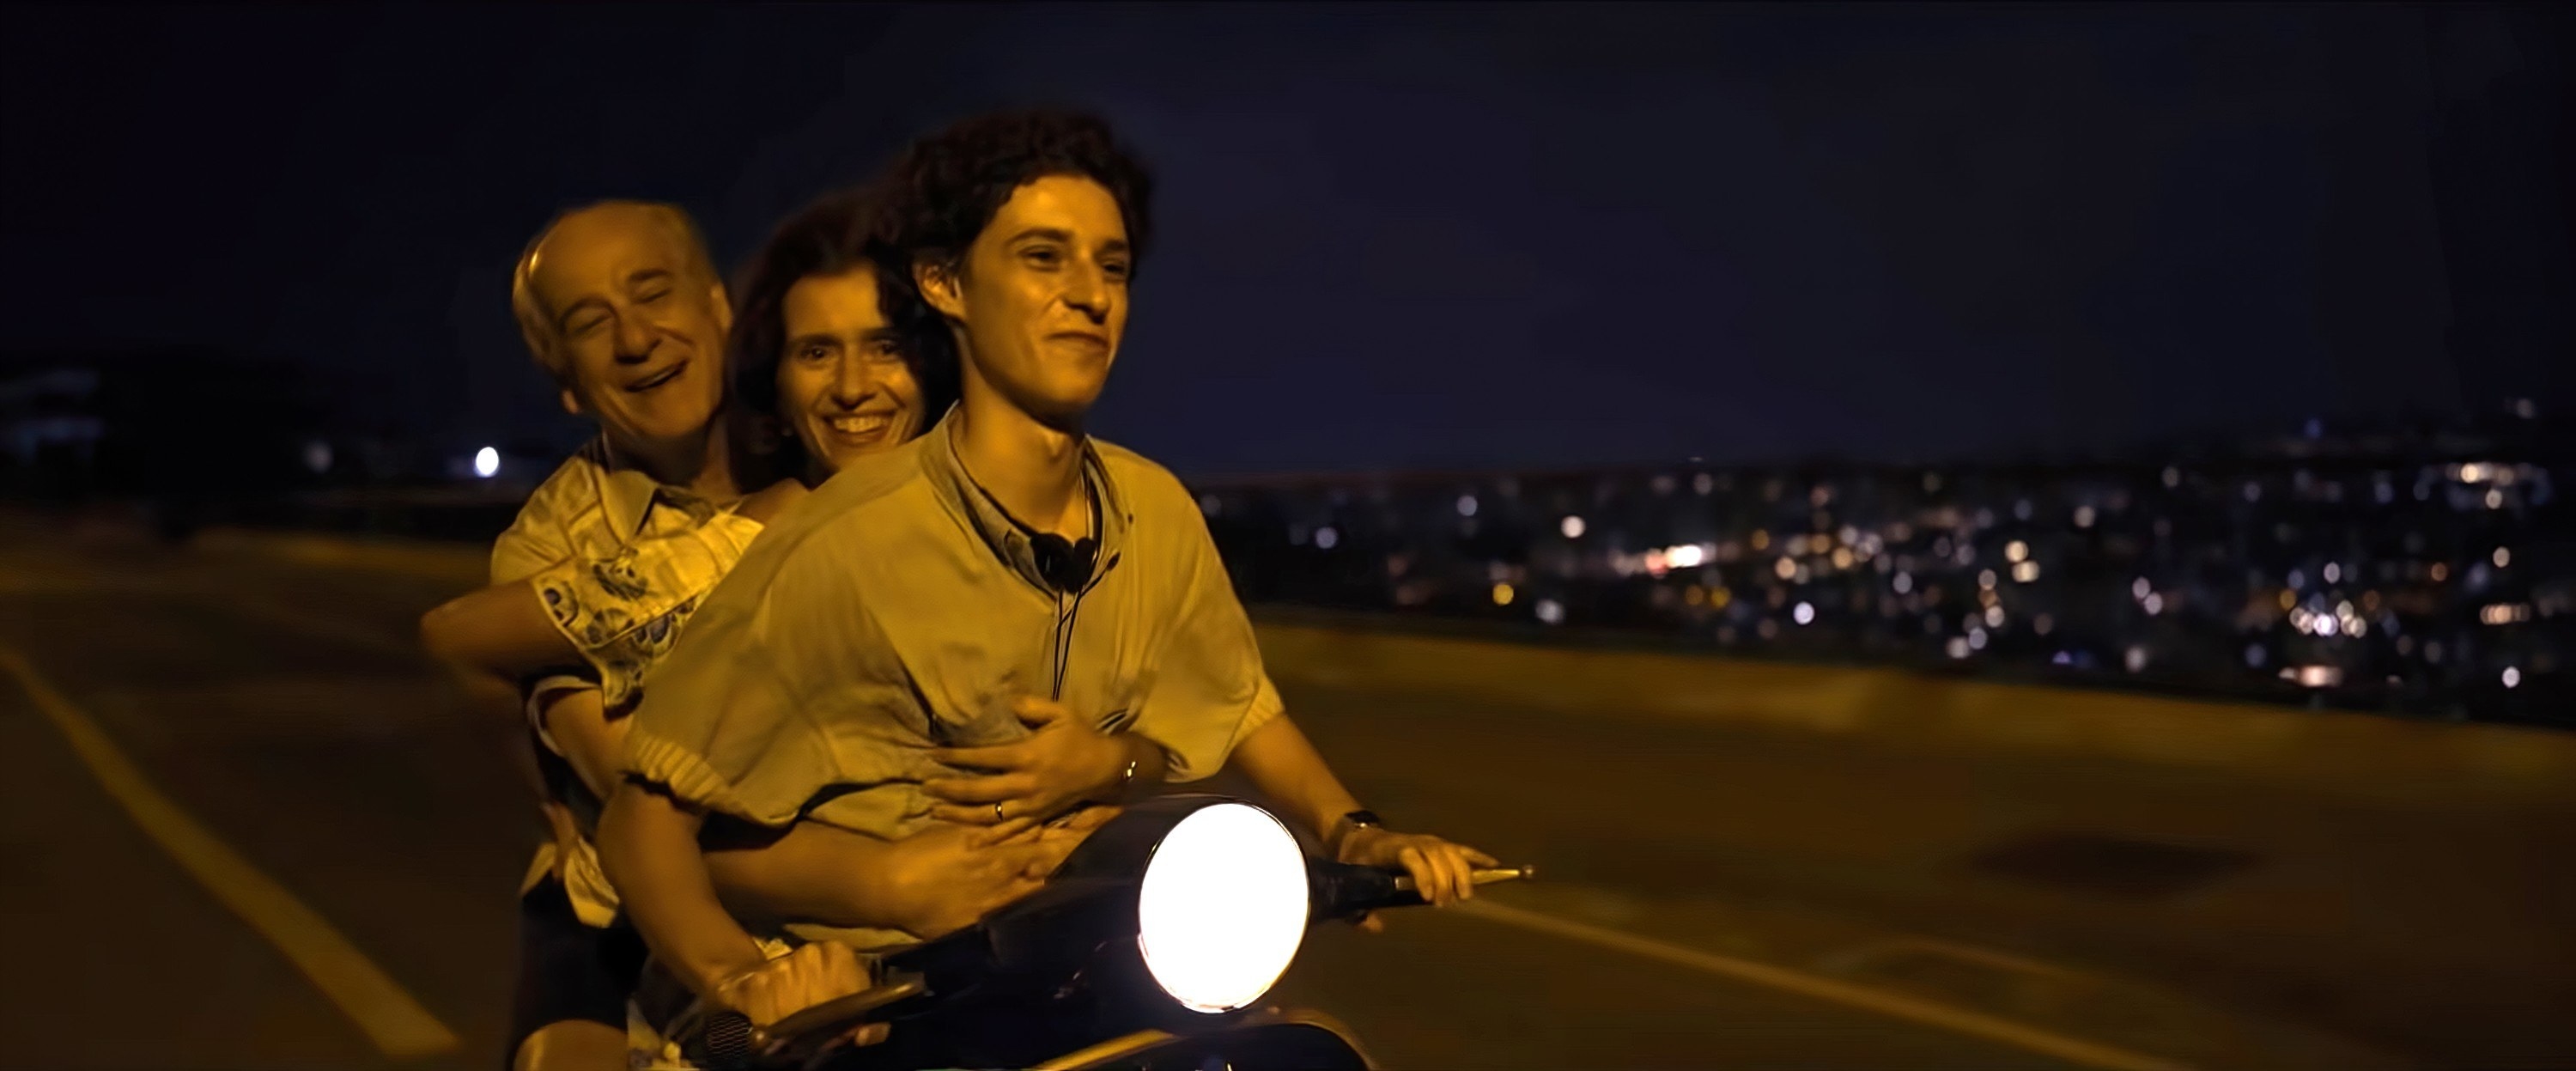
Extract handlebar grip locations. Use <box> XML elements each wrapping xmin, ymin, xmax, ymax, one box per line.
<box><xmin>677</xmin><ymin>976</ymin><xmax>927</xmax><ymax>1070</ymax></box>
<box><xmin>1312</xmin><ymin>861</ymin><xmax>1534</xmax><ymax>920</ymax></box>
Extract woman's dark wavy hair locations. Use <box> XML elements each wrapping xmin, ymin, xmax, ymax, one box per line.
<box><xmin>725</xmin><ymin>187</ymin><xmax>959</xmax><ymax>488</ymax></box>
<box><xmin>870</xmin><ymin>108</ymin><xmax>1155</xmax><ymax>289</ymax></box>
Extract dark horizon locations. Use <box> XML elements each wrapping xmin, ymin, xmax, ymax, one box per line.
<box><xmin>3</xmin><ymin>3</ymin><xmax>2569</xmax><ymax>475</ymax></box>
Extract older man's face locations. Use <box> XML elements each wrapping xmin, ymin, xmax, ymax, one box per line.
<box><xmin>526</xmin><ymin>205</ymin><xmax>731</xmax><ymax>459</ymax></box>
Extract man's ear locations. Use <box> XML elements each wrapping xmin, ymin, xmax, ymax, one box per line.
<box><xmin>915</xmin><ymin>258</ymin><xmax>967</xmax><ymax>322</ymax></box>
<box><xmin>559</xmin><ymin>386</ymin><xmax>584</xmax><ymax>417</ymax></box>
<box><xmin>707</xmin><ymin>281</ymin><xmax>732</xmax><ymax>337</ymax></box>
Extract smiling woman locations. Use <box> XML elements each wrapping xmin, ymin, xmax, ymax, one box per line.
<box><xmin>781</xmin><ymin>271</ymin><xmax>925</xmax><ymax>466</ymax></box>
<box><xmin>724</xmin><ymin>190</ymin><xmax>960</xmax><ymax>489</ymax></box>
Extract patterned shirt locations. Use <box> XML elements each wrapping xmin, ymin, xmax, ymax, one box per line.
<box><xmin>493</xmin><ymin>437</ymin><xmax>761</xmax><ymax>928</ymax></box>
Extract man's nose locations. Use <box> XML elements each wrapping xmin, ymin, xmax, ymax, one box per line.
<box><xmin>1061</xmin><ymin>264</ymin><xmax>1110</xmax><ymax>323</ymax></box>
<box><xmin>611</xmin><ymin>310</ymin><xmax>656</xmax><ymax>362</ymax></box>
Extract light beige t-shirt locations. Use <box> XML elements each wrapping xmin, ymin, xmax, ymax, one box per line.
<box><xmin>623</xmin><ymin>411</ymin><xmax>1283</xmax><ymax>848</ymax></box>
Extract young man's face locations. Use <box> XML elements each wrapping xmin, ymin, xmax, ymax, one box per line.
<box><xmin>928</xmin><ymin>174</ymin><xmax>1132</xmax><ymax>426</ymax></box>
<box><xmin>526</xmin><ymin>205</ymin><xmax>732</xmax><ymax>459</ymax></box>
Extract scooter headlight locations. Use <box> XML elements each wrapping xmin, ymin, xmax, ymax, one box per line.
<box><xmin>1133</xmin><ymin>800</ymin><xmax>1309</xmax><ymax>1013</ymax></box>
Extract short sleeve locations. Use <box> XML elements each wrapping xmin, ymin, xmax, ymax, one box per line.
<box><xmin>620</xmin><ymin>521</ymin><xmax>902</xmax><ymax>828</ymax></box>
<box><xmin>1131</xmin><ymin>506</ymin><xmax>1282</xmax><ymax>782</ymax></box>
<box><xmin>491</xmin><ymin>515</ymin><xmax>568</xmax><ymax>587</ymax></box>
<box><xmin>524</xmin><ymin>512</ymin><xmax>763</xmax><ymax>709</ymax></box>
<box><xmin>491</xmin><ymin>456</ymin><xmax>592</xmax><ymax>584</ymax></box>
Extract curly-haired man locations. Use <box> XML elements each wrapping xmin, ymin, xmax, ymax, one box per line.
<box><xmin>598</xmin><ymin>110</ymin><xmax>1493</xmax><ymax>1038</ymax></box>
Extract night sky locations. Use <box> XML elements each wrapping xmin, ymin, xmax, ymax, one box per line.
<box><xmin>3</xmin><ymin>4</ymin><xmax>2568</xmax><ymax>477</ymax></box>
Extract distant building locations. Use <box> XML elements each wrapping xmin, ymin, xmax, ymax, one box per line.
<box><xmin>0</xmin><ymin>367</ymin><xmax>107</xmax><ymax>488</ymax></box>
<box><xmin>0</xmin><ymin>348</ymin><xmax>322</xmax><ymax>527</ymax></box>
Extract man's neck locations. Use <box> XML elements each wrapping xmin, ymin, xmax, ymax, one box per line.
<box><xmin>612</xmin><ymin>417</ymin><xmax>741</xmax><ymax>502</ymax></box>
<box><xmin>953</xmin><ymin>386</ymin><xmax>1088</xmax><ymax>539</ymax></box>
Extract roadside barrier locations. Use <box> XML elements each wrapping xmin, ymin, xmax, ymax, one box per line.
<box><xmin>193</xmin><ymin>525</ymin><xmax>2576</xmax><ymax>805</ymax></box>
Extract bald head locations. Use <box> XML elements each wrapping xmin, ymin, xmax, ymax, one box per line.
<box><xmin>508</xmin><ymin>200</ymin><xmax>734</xmax><ymax>466</ymax></box>
<box><xmin>512</xmin><ymin>201</ymin><xmax>720</xmax><ymax>379</ymax></box>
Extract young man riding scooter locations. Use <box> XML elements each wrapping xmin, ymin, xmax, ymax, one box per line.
<box><xmin>598</xmin><ymin>109</ymin><xmax>1495</xmax><ymax>1040</ymax></box>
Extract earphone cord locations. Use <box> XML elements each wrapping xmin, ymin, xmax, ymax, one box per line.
<box><xmin>1048</xmin><ymin>484</ymin><xmax>1100</xmax><ymax>702</ymax></box>
<box><xmin>1051</xmin><ymin>569</ymin><xmax>1095</xmax><ymax>701</ymax></box>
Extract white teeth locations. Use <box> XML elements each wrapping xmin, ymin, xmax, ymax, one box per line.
<box><xmin>828</xmin><ymin>416</ymin><xmax>890</xmax><ymax>435</ymax></box>
<box><xmin>630</xmin><ymin>365</ymin><xmax>683</xmax><ymax>391</ymax></box>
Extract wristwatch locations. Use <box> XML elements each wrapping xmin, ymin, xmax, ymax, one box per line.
<box><xmin>1332</xmin><ymin>809</ymin><xmax>1383</xmax><ymax>853</ymax></box>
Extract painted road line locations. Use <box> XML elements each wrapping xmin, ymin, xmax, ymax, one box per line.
<box><xmin>1456</xmin><ymin>898</ymin><xmax>2190</xmax><ymax>1071</ymax></box>
<box><xmin>0</xmin><ymin>642</ymin><xmax>459</xmax><ymax>1057</ymax></box>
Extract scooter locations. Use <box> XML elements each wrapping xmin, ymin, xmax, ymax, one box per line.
<box><xmin>659</xmin><ymin>794</ymin><xmax>1529</xmax><ymax>1070</ymax></box>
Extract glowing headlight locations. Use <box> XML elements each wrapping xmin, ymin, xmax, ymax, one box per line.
<box><xmin>1134</xmin><ymin>801</ymin><xmax>1309</xmax><ymax>1013</ymax></box>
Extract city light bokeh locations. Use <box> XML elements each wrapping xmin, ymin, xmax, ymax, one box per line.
<box><xmin>1200</xmin><ymin>422</ymin><xmax>2567</xmax><ymax>727</ymax></box>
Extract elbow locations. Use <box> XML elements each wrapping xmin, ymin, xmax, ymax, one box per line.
<box><xmin>417</xmin><ymin>601</ymin><xmax>466</xmax><ymax>665</ymax></box>
<box><xmin>418</xmin><ymin>597</ymin><xmax>507</xmax><ymax>679</ymax></box>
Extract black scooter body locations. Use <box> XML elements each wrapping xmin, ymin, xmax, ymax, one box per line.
<box><xmin>693</xmin><ymin>795</ymin><xmax>1427</xmax><ymax>1070</ymax></box>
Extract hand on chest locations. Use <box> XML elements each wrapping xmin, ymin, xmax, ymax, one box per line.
<box><xmin>904</xmin><ymin>585</ymin><xmax>1151</xmax><ymax>750</ymax></box>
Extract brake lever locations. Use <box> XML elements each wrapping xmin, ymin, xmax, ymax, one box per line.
<box><xmin>760</xmin><ymin>975</ymin><xmax>930</xmax><ymax>1063</ymax></box>
<box><xmin>686</xmin><ymin>975</ymin><xmax>930</xmax><ymax>1071</ymax></box>
<box><xmin>1393</xmin><ymin>865</ymin><xmax>1538</xmax><ymax>893</ymax></box>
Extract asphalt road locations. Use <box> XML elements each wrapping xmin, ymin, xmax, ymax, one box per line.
<box><xmin>2</xmin><ymin>517</ymin><xmax>2568</xmax><ymax>1070</ymax></box>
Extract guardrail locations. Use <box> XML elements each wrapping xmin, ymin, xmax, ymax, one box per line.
<box><xmin>164</xmin><ymin>521</ymin><xmax>2576</xmax><ymax>802</ymax></box>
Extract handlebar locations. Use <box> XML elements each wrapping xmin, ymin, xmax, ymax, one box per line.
<box><xmin>685</xmin><ymin>975</ymin><xmax>927</xmax><ymax>1071</ymax></box>
<box><xmin>681</xmin><ymin>855</ymin><xmax>1536</xmax><ymax>1068</ymax></box>
<box><xmin>1311</xmin><ymin>861</ymin><xmax>1535</xmax><ymax>921</ymax></box>
<box><xmin>763</xmin><ymin>974</ymin><xmax>927</xmax><ymax>1054</ymax></box>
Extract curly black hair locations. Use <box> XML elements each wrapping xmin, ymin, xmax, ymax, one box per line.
<box><xmin>725</xmin><ymin>187</ymin><xmax>959</xmax><ymax>488</ymax></box>
<box><xmin>870</xmin><ymin>108</ymin><xmax>1155</xmax><ymax>283</ymax></box>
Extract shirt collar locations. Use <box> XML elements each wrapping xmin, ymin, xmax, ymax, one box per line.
<box><xmin>920</xmin><ymin>407</ymin><xmax>1129</xmax><ymax>593</ymax></box>
<box><xmin>584</xmin><ymin>436</ymin><xmax>719</xmax><ymax>545</ymax></box>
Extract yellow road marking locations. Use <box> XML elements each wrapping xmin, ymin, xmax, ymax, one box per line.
<box><xmin>0</xmin><ymin>642</ymin><xmax>459</xmax><ymax>1057</ymax></box>
<box><xmin>1456</xmin><ymin>898</ymin><xmax>2190</xmax><ymax>1071</ymax></box>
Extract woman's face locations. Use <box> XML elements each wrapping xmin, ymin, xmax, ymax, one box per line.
<box><xmin>776</xmin><ymin>269</ymin><xmax>925</xmax><ymax>478</ymax></box>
